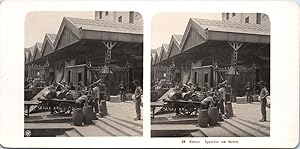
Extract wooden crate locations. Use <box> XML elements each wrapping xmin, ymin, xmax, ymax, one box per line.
<box><xmin>236</xmin><ymin>96</ymin><xmax>247</xmax><ymax>104</ymax></box>
<box><xmin>110</xmin><ymin>95</ymin><xmax>121</xmax><ymax>103</ymax></box>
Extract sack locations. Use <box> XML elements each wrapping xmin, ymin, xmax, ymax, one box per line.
<box><xmin>132</xmin><ymin>94</ymin><xmax>136</xmax><ymax>102</ymax></box>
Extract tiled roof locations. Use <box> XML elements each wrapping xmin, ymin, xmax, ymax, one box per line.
<box><xmin>191</xmin><ymin>18</ymin><xmax>270</xmax><ymax>35</ymax></box>
<box><xmin>65</xmin><ymin>17</ymin><xmax>143</xmax><ymax>34</ymax></box>
<box><xmin>173</xmin><ymin>34</ymin><xmax>183</xmax><ymax>44</ymax></box>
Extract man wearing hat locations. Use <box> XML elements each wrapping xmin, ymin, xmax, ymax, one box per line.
<box><xmin>258</xmin><ymin>81</ymin><xmax>269</xmax><ymax>122</ymax></box>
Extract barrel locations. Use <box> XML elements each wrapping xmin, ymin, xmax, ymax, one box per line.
<box><xmin>91</xmin><ymin>112</ymin><xmax>98</xmax><ymax>120</ymax></box>
<box><xmin>225</xmin><ymin>102</ymin><xmax>233</xmax><ymax>117</ymax></box>
<box><xmin>208</xmin><ymin>107</ymin><xmax>218</xmax><ymax>126</ymax></box>
<box><xmin>218</xmin><ymin>112</ymin><xmax>223</xmax><ymax>121</ymax></box>
<box><xmin>72</xmin><ymin>108</ymin><xmax>84</xmax><ymax>126</ymax></box>
<box><xmin>99</xmin><ymin>100</ymin><xmax>108</xmax><ymax>116</ymax></box>
<box><xmin>182</xmin><ymin>91</ymin><xmax>192</xmax><ymax>101</ymax></box>
<box><xmin>168</xmin><ymin>91</ymin><xmax>181</xmax><ymax>100</ymax></box>
<box><xmin>82</xmin><ymin>105</ymin><xmax>93</xmax><ymax>125</ymax></box>
<box><xmin>198</xmin><ymin>109</ymin><xmax>209</xmax><ymax>128</ymax></box>
<box><xmin>56</xmin><ymin>91</ymin><xmax>65</xmax><ymax>99</ymax></box>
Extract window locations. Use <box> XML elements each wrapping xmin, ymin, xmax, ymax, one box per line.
<box><xmin>67</xmin><ymin>71</ymin><xmax>71</xmax><ymax>83</ymax></box>
<box><xmin>232</xmin><ymin>13</ymin><xmax>235</xmax><ymax>17</ymax></box>
<box><xmin>245</xmin><ymin>17</ymin><xmax>249</xmax><ymax>23</ymax></box>
<box><xmin>204</xmin><ymin>73</ymin><xmax>208</xmax><ymax>84</ymax></box>
<box><xmin>256</xmin><ymin>13</ymin><xmax>261</xmax><ymax>24</ymax></box>
<box><xmin>129</xmin><ymin>11</ymin><xmax>134</xmax><ymax>23</ymax></box>
<box><xmin>105</xmin><ymin>11</ymin><xmax>109</xmax><ymax>16</ymax></box>
<box><xmin>226</xmin><ymin>13</ymin><xmax>229</xmax><ymax>20</ymax></box>
<box><xmin>194</xmin><ymin>72</ymin><xmax>198</xmax><ymax>84</ymax></box>
<box><xmin>99</xmin><ymin>11</ymin><xmax>102</xmax><ymax>19</ymax></box>
<box><xmin>78</xmin><ymin>72</ymin><xmax>82</xmax><ymax>84</ymax></box>
<box><xmin>118</xmin><ymin>16</ymin><xmax>122</xmax><ymax>22</ymax></box>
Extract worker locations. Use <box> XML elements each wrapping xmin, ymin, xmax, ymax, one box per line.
<box><xmin>258</xmin><ymin>81</ymin><xmax>269</xmax><ymax>122</ymax></box>
<box><xmin>132</xmin><ymin>80</ymin><xmax>143</xmax><ymax>121</ymax></box>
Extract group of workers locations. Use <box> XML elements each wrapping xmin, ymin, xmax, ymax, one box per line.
<box><xmin>172</xmin><ymin>80</ymin><xmax>269</xmax><ymax>122</ymax></box>
<box><xmin>46</xmin><ymin>79</ymin><xmax>143</xmax><ymax>121</ymax></box>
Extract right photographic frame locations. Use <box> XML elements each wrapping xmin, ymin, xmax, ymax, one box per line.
<box><xmin>151</xmin><ymin>13</ymin><xmax>270</xmax><ymax>137</ymax></box>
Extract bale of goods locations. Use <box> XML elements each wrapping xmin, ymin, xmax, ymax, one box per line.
<box><xmin>236</xmin><ymin>96</ymin><xmax>247</xmax><ymax>104</ymax></box>
<box><xmin>71</xmin><ymin>91</ymin><xmax>81</xmax><ymax>100</ymax></box>
<box><xmin>82</xmin><ymin>105</ymin><xmax>93</xmax><ymax>125</ymax></box>
<box><xmin>198</xmin><ymin>109</ymin><xmax>209</xmax><ymax>128</ymax></box>
<box><xmin>208</xmin><ymin>107</ymin><xmax>219</xmax><ymax>126</ymax></box>
<box><xmin>56</xmin><ymin>91</ymin><xmax>65</xmax><ymax>99</ymax></box>
<box><xmin>168</xmin><ymin>91</ymin><xmax>182</xmax><ymax>100</ymax></box>
<box><xmin>72</xmin><ymin>108</ymin><xmax>84</xmax><ymax>126</ymax></box>
<box><xmin>65</xmin><ymin>93</ymin><xmax>73</xmax><ymax>100</ymax></box>
<box><xmin>182</xmin><ymin>91</ymin><xmax>192</xmax><ymax>101</ymax></box>
<box><xmin>191</xmin><ymin>94</ymin><xmax>199</xmax><ymax>101</ymax></box>
<box><xmin>43</xmin><ymin>90</ymin><xmax>55</xmax><ymax>99</ymax></box>
<box><xmin>225</xmin><ymin>102</ymin><xmax>233</xmax><ymax>117</ymax></box>
<box><xmin>99</xmin><ymin>100</ymin><xmax>108</xmax><ymax>116</ymax></box>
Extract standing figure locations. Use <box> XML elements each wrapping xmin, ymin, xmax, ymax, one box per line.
<box><xmin>217</xmin><ymin>83</ymin><xmax>226</xmax><ymax>115</ymax></box>
<box><xmin>132</xmin><ymin>80</ymin><xmax>143</xmax><ymax>121</ymax></box>
<box><xmin>98</xmin><ymin>79</ymin><xmax>106</xmax><ymax>101</ymax></box>
<box><xmin>119</xmin><ymin>81</ymin><xmax>126</xmax><ymax>102</ymax></box>
<box><xmin>203</xmin><ymin>82</ymin><xmax>211</xmax><ymax>93</ymax></box>
<box><xmin>92</xmin><ymin>83</ymin><xmax>100</xmax><ymax>113</ymax></box>
<box><xmin>245</xmin><ymin>82</ymin><xmax>252</xmax><ymax>103</ymax></box>
<box><xmin>258</xmin><ymin>81</ymin><xmax>269</xmax><ymax>122</ymax></box>
<box><xmin>68</xmin><ymin>82</ymin><xmax>76</xmax><ymax>90</ymax></box>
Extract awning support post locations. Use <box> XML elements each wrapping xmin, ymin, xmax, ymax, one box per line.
<box><xmin>102</xmin><ymin>41</ymin><xmax>118</xmax><ymax>100</ymax></box>
<box><xmin>228</xmin><ymin>42</ymin><xmax>244</xmax><ymax>97</ymax></box>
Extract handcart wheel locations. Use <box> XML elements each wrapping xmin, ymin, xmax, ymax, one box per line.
<box><xmin>56</xmin><ymin>102</ymin><xmax>72</xmax><ymax>115</ymax></box>
<box><xmin>180</xmin><ymin>104</ymin><xmax>198</xmax><ymax>115</ymax></box>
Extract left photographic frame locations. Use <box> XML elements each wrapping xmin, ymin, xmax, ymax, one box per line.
<box><xmin>24</xmin><ymin>11</ymin><xmax>143</xmax><ymax>137</ymax></box>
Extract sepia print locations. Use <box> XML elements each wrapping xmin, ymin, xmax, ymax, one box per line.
<box><xmin>151</xmin><ymin>13</ymin><xmax>270</xmax><ymax>137</ymax></box>
<box><xmin>24</xmin><ymin>11</ymin><xmax>143</xmax><ymax>137</ymax></box>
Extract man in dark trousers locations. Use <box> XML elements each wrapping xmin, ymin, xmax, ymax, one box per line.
<box><xmin>133</xmin><ymin>80</ymin><xmax>143</xmax><ymax>121</ymax></box>
<box><xmin>258</xmin><ymin>81</ymin><xmax>269</xmax><ymax>122</ymax></box>
<box><xmin>119</xmin><ymin>81</ymin><xmax>126</xmax><ymax>102</ymax></box>
<box><xmin>245</xmin><ymin>82</ymin><xmax>252</xmax><ymax>103</ymax></box>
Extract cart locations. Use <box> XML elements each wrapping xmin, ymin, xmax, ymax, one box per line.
<box><xmin>38</xmin><ymin>98</ymin><xmax>76</xmax><ymax>115</ymax></box>
<box><xmin>163</xmin><ymin>99</ymin><xmax>203</xmax><ymax>116</ymax></box>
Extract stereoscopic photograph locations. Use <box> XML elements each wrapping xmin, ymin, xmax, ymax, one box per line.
<box><xmin>151</xmin><ymin>13</ymin><xmax>270</xmax><ymax>137</ymax></box>
<box><xmin>24</xmin><ymin>11</ymin><xmax>143</xmax><ymax>137</ymax></box>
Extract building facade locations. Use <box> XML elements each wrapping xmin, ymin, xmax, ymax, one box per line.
<box><xmin>222</xmin><ymin>13</ymin><xmax>270</xmax><ymax>26</ymax></box>
<box><xmin>25</xmin><ymin>15</ymin><xmax>143</xmax><ymax>95</ymax></box>
<box><xmin>95</xmin><ymin>11</ymin><xmax>143</xmax><ymax>25</ymax></box>
<box><xmin>152</xmin><ymin>17</ymin><xmax>270</xmax><ymax>96</ymax></box>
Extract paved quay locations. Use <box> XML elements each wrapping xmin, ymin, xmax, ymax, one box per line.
<box><xmin>25</xmin><ymin>101</ymin><xmax>143</xmax><ymax>137</ymax></box>
<box><xmin>151</xmin><ymin>102</ymin><xmax>270</xmax><ymax>137</ymax></box>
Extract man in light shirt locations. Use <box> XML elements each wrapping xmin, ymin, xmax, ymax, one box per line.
<box><xmin>258</xmin><ymin>81</ymin><xmax>269</xmax><ymax>122</ymax></box>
